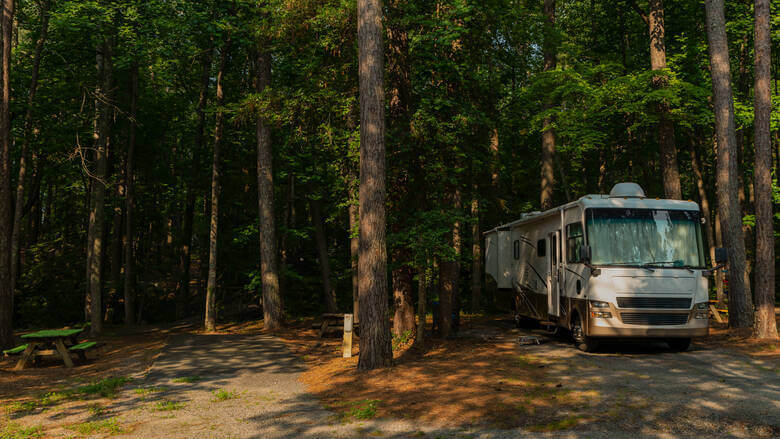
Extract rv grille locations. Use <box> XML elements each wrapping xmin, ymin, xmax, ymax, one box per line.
<box><xmin>616</xmin><ymin>297</ymin><xmax>691</xmax><ymax>309</ymax></box>
<box><xmin>620</xmin><ymin>313</ymin><xmax>689</xmax><ymax>326</ymax></box>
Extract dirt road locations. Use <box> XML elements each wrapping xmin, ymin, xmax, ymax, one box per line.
<box><xmin>3</xmin><ymin>327</ymin><xmax>777</xmax><ymax>438</ymax></box>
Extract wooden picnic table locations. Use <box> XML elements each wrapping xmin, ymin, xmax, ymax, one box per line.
<box><xmin>14</xmin><ymin>328</ymin><xmax>86</xmax><ymax>370</ymax></box>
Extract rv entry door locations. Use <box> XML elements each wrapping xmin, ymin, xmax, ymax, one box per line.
<box><xmin>547</xmin><ymin>230</ymin><xmax>561</xmax><ymax>317</ymax></box>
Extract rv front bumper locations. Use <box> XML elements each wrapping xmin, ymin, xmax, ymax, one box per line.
<box><xmin>587</xmin><ymin>307</ymin><xmax>709</xmax><ymax>338</ymax></box>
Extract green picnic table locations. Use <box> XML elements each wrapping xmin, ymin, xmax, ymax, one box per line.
<box><xmin>12</xmin><ymin>327</ymin><xmax>88</xmax><ymax>370</ymax></box>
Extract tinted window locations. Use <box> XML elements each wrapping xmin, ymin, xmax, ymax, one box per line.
<box><xmin>537</xmin><ymin>239</ymin><xmax>546</xmax><ymax>257</ymax></box>
<box><xmin>567</xmin><ymin>222</ymin><xmax>584</xmax><ymax>263</ymax></box>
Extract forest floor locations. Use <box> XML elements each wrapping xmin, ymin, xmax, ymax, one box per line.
<box><xmin>0</xmin><ymin>315</ymin><xmax>777</xmax><ymax>438</ymax></box>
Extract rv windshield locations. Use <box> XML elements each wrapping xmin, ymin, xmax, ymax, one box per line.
<box><xmin>586</xmin><ymin>208</ymin><xmax>705</xmax><ymax>268</ymax></box>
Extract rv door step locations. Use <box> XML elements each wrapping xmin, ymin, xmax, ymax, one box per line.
<box><xmin>518</xmin><ymin>335</ymin><xmax>544</xmax><ymax>345</ymax></box>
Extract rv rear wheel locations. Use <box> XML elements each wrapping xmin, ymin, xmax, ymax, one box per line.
<box><xmin>571</xmin><ymin>314</ymin><xmax>599</xmax><ymax>353</ymax></box>
<box><xmin>666</xmin><ymin>338</ymin><xmax>691</xmax><ymax>352</ymax></box>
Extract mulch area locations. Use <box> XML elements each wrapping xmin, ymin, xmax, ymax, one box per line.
<box><xmin>697</xmin><ymin>320</ymin><xmax>780</xmax><ymax>357</ymax></box>
<box><xmin>258</xmin><ymin>316</ymin><xmax>595</xmax><ymax>430</ymax></box>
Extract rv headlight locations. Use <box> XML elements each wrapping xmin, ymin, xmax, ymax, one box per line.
<box><xmin>590</xmin><ymin>300</ymin><xmax>610</xmax><ymax>309</ymax></box>
<box><xmin>590</xmin><ymin>311</ymin><xmax>613</xmax><ymax>319</ymax></box>
<box><xmin>695</xmin><ymin>302</ymin><xmax>708</xmax><ymax>310</ymax></box>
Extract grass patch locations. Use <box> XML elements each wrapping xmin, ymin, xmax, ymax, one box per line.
<box><xmin>78</xmin><ymin>377</ymin><xmax>132</xmax><ymax>398</ymax></box>
<box><xmin>88</xmin><ymin>403</ymin><xmax>107</xmax><ymax>417</ymax></box>
<box><xmin>133</xmin><ymin>386</ymin><xmax>168</xmax><ymax>396</ymax></box>
<box><xmin>152</xmin><ymin>400</ymin><xmax>184</xmax><ymax>412</ymax></box>
<box><xmin>211</xmin><ymin>389</ymin><xmax>240</xmax><ymax>402</ymax></box>
<box><xmin>67</xmin><ymin>418</ymin><xmax>125</xmax><ymax>435</ymax></box>
<box><xmin>0</xmin><ymin>423</ymin><xmax>44</xmax><ymax>439</ymax></box>
<box><xmin>4</xmin><ymin>401</ymin><xmax>37</xmax><ymax>415</ymax></box>
<box><xmin>5</xmin><ymin>377</ymin><xmax>131</xmax><ymax>416</ymax></box>
<box><xmin>528</xmin><ymin>415</ymin><xmax>583</xmax><ymax>432</ymax></box>
<box><xmin>335</xmin><ymin>399</ymin><xmax>379</xmax><ymax>422</ymax></box>
<box><xmin>172</xmin><ymin>375</ymin><xmax>203</xmax><ymax>384</ymax></box>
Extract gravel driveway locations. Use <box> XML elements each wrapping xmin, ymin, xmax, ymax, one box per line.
<box><xmin>112</xmin><ymin>330</ymin><xmax>777</xmax><ymax>439</ymax></box>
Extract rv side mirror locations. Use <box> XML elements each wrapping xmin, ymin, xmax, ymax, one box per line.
<box><xmin>578</xmin><ymin>245</ymin><xmax>591</xmax><ymax>263</ymax></box>
<box><xmin>715</xmin><ymin>247</ymin><xmax>728</xmax><ymax>264</ymax></box>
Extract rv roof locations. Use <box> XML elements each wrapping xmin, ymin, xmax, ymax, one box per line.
<box><xmin>485</xmin><ymin>194</ymin><xmax>700</xmax><ymax>233</ymax></box>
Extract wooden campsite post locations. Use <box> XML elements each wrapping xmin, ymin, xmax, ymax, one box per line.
<box><xmin>343</xmin><ymin>313</ymin><xmax>353</xmax><ymax>358</ymax></box>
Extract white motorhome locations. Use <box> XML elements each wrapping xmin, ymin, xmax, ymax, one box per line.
<box><xmin>484</xmin><ymin>183</ymin><xmax>714</xmax><ymax>352</ymax></box>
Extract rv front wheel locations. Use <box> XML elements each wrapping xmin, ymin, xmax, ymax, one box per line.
<box><xmin>572</xmin><ymin>314</ymin><xmax>599</xmax><ymax>353</ymax></box>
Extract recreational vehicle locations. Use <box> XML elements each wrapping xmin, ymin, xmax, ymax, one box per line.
<box><xmin>484</xmin><ymin>182</ymin><xmax>720</xmax><ymax>352</ymax></box>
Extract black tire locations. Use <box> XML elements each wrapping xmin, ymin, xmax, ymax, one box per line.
<box><xmin>571</xmin><ymin>314</ymin><xmax>599</xmax><ymax>352</ymax></box>
<box><xmin>666</xmin><ymin>338</ymin><xmax>691</xmax><ymax>352</ymax></box>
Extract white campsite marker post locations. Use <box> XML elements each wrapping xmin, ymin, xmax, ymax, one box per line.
<box><xmin>342</xmin><ymin>313</ymin><xmax>353</xmax><ymax>358</ymax></box>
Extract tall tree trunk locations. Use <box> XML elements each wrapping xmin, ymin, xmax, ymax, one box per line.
<box><xmin>311</xmin><ymin>198</ymin><xmax>337</xmax><ymax>313</ymax></box>
<box><xmin>123</xmin><ymin>64</ymin><xmax>138</xmax><ymax>325</ymax></box>
<box><xmin>0</xmin><ymin>0</ymin><xmax>15</xmax><ymax>348</ymax></box>
<box><xmin>648</xmin><ymin>0</ymin><xmax>681</xmax><ymax>199</ymax></box>
<box><xmin>752</xmin><ymin>0</ymin><xmax>777</xmax><ymax>339</ymax></box>
<box><xmin>689</xmin><ymin>141</ymin><xmax>725</xmax><ymax>308</ymax></box>
<box><xmin>280</xmin><ymin>174</ymin><xmax>294</xmax><ymax>304</ymax></box>
<box><xmin>87</xmin><ymin>38</ymin><xmax>113</xmax><ymax>335</ymax></box>
<box><xmin>204</xmin><ymin>39</ymin><xmax>229</xmax><ymax>333</ymax></box>
<box><xmin>357</xmin><ymin>0</ymin><xmax>392</xmax><ymax>369</ymax></box>
<box><xmin>10</xmin><ymin>0</ymin><xmax>48</xmax><ymax>290</ymax></box>
<box><xmin>256</xmin><ymin>47</ymin><xmax>283</xmax><ymax>329</ymax></box>
<box><xmin>470</xmin><ymin>192</ymin><xmax>481</xmax><ymax>312</ymax></box>
<box><xmin>178</xmin><ymin>48</ymin><xmax>212</xmax><ymax>321</ymax></box>
<box><xmin>540</xmin><ymin>0</ymin><xmax>556</xmax><ymax>210</ymax></box>
<box><xmin>416</xmin><ymin>263</ymin><xmax>427</xmax><ymax>344</ymax></box>
<box><xmin>439</xmin><ymin>187</ymin><xmax>462</xmax><ymax>338</ymax></box>
<box><xmin>392</xmin><ymin>252</ymin><xmax>415</xmax><ymax>337</ymax></box>
<box><xmin>349</xmin><ymin>199</ymin><xmax>359</xmax><ymax>322</ymax></box>
<box><xmin>704</xmin><ymin>0</ymin><xmax>753</xmax><ymax>328</ymax></box>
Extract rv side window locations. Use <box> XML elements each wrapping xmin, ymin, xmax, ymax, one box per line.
<box><xmin>566</xmin><ymin>222</ymin><xmax>584</xmax><ymax>262</ymax></box>
<box><xmin>513</xmin><ymin>240</ymin><xmax>520</xmax><ymax>260</ymax></box>
<box><xmin>537</xmin><ymin>240</ymin><xmax>546</xmax><ymax>257</ymax></box>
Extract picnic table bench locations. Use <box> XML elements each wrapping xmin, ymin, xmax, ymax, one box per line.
<box><xmin>316</xmin><ymin>313</ymin><xmax>359</xmax><ymax>338</ymax></box>
<box><xmin>3</xmin><ymin>326</ymin><xmax>99</xmax><ymax>370</ymax></box>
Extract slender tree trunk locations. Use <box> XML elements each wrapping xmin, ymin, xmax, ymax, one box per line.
<box><xmin>704</xmin><ymin>0</ymin><xmax>754</xmax><ymax>328</ymax></box>
<box><xmin>124</xmin><ymin>63</ymin><xmax>138</xmax><ymax>324</ymax></box>
<box><xmin>357</xmin><ymin>0</ymin><xmax>392</xmax><ymax>369</ymax></box>
<box><xmin>752</xmin><ymin>0</ymin><xmax>777</xmax><ymax>339</ymax></box>
<box><xmin>109</xmin><ymin>188</ymin><xmax>123</xmax><ymax>321</ymax></box>
<box><xmin>439</xmin><ymin>187</ymin><xmax>462</xmax><ymax>338</ymax></box>
<box><xmin>470</xmin><ymin>193</ymin><xmax>481</xmax><ymax>312</ymax></box>
<box><xmin>256</xmin><ymin>47</ymin><xmax>283</xmax><ymax>329</ymax></box>
<box><xmin>540</xmin><ymin>0</ymin><xmax>556</xmax><ymax>210</ymax></box>
<box><xmin>689</xmin><ymin>141</ymin><xmax>725</xmax><ymax>308</ymax></box>
<box><xmin>311</xmin><ymin>198</ymin><xmax>337</xmax><ymax>313</ymax></box>
<box><xmin>0</xmin><ymin>0</ymin><xmax>15</xmax><ymax>348</ymax></box>
<box><xmin>178</xmin><ymin>48</ymin><xmax>212</xmax><ymax>321</ymax></box>
<box><xmin>280</xmin><ymin>174</ymin><xmax>294</xmax><ymax>303</ymax></box>
<box><xmin>10</xmin><ymin>0</ymin><xmax>48</xmax><ymax>290</ymax></box>
<box><xmin>204</xmin><ymin>39</ymin><xmax>230</xmax><ymax>333</ymax></box>
<box><xmin>647</xmin><ymin>0</ymin><xmax>682</xmax><ymax>199</ymax></box>
<box><xmin>416</xmin><ymin>262</ymin><xmax>427</xmax><ymax>345</ymax></box>
<box><xmin>349</xmin><ymin>199</ymin><xmax>359</xmax><ymax>322</ymax></box>
<box><xmin>88</xmin><ymin>38</ymin><xmax>113</xmax><ymax>335</ymax></box>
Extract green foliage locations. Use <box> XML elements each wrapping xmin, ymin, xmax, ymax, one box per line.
<box><xmin>5</xmin><ymin>0</ymin><xmax>779</xmax><ymax>330</ymax></box>
<box><xmin>78</xmin><ymin>377</ymin><xmax>133</xmax><ymax>398</ymax></box>
<box><xmin>0</xmin><ymin>423</ymin><xmax>44</xmax><ymax>439</ymax></box>
<box><xmin>211</xmin><ymin>389</ymin><xmax>240</xmax><ymax>402</ymax></box>
<box><xmin>152</xmin><ymin>400</ymin><xmax>185</xmax><ymax>412</ymax></box>
<box><xmin>173</xmin><ymin>376</ymin><xmax>203</xmax><ymax>384</ymax></box>
<box><xmin>66</xmin><ymin>418</ymin><xmax>125</xmax><ymax>435</ymax></box>
<box><xmin>336</xmin><ymin>399</ymin><xmax>379</xmax><ymax>422</ymax></box>
<box><xmin>392</xmin><ymin>330</ymin><xmax>414</xmax><ymax>351</ymax></box>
